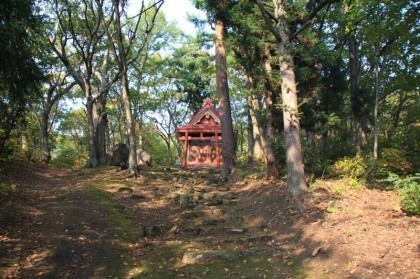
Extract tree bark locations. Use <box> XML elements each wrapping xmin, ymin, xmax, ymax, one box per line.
<box><xmin>247</xmin><ymin>108</ymin><xmax>254</xmax><ymax>161</ymax></box>
<box><xmin>215</xmin><ymin>5</ymin><xmax>236</xmax><ymax>179</ymax></box>
<box><xmin>136</xmin><ymin>119</ymin><xmax>144</xmax><ymax>165</ymax></box>
<box><xmin>248</xmin><ymin>95</ymin><xmax>265</xmax><ymax>161</ymax></box>
<box><xmin>274</xmin><ymin>0</ymin><xmax>307</xmax><ymax>196</ymax></box>
<box><xmin>318</xmin><ymin>131</ymin><xmax>328</xmax><ymax>159</ymax></box>
<box><xmin>373</xmin><ymin>59</ymin><xmax>379</xmax><ymax>161</ymax></box>
<box><xmin>93</xmin><ymin>95</ymin><xmax>107</xmax><ymax>165</ymax></box>
<box><xmin>92</xmin><ymin>48</ymin><xmax>111</xmax><ymax>165</ymax></box>
<box><xmin>40</xmin><ymin>112</ymin><xmax>51</xmax><ymax>163</ymax></box>
<box><xmin>111</xmin><ymin>0</ymin><xmax>139</xmax><ymax>174</ymax></box>
<box><xmin>244</xmin><ymin>74</ymin><xmax>264</xmax><ymax>162</ymax></box>
<box><xmin>373</xmin><ymin>53</ymin><xmax>388</xmax><ymax>161</ymax></box>
<box><xmin>263</xmin><ymin>48</ymin><xmax>280</xmax><ymax>180</ymax></box>
<box><xmin>120</xmin><ymin>73</ymin><xmax>137</xmax><ymax>173</ymax></box>
<box><xmin>387</xmin><ymin>93</ymin><xmax>404</xmax><ymax>140</ymax></box>
<box><xmin>264</xmin><ymin>90</ymin><xmax>280</xmax><ymax>180</ymax></box>
<box><xmin>86</xmin><ymin>90</ymin><xmax>99</xmax><ymax>168</ymax></box>
<box><xmin>84</xmin><ymin>73</ymin><xmax>100</xmax><ymax>168</ymax></box>
<box><xmin>348</xmin><ymin>33</ymin><xmax>367</xmax><ymax>152</ymax></box>
<box><xmin>20</xmin><ymin>124</ymin><xmax>30</xmax><ymax>158</ymax></box>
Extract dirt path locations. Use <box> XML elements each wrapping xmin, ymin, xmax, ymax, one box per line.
<box><xmin>1</xmin><ymin>163</ymin><xmax>133</xmax><ymax>278</ymax></box>
<box><xmin>1</xmin><ymin>162</ymin><xmax>419</xmax><ymax>279</ymax></box>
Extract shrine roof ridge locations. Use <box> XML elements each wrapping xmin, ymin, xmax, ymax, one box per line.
<box><xmin>177</xmin><ymin>98</ymin><xmax>221</xmax><ymax>130</ymax></box>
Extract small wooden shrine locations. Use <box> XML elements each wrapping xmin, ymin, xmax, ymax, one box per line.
<box><xmin>177</xmin><ymin>98</ymin><xmax>222</xmax><ymax>168</ymax></box>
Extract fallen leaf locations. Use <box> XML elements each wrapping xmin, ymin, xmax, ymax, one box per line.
<box><xmin>312</xmin><ymin>246</ymin><xmax>322</xmax><ymax>257</ymax></box>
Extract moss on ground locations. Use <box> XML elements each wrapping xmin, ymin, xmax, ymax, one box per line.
<box><xmin>83</xmin><ymin>183</ymin><xmax>137</xmax><ymax>277</ymax></box>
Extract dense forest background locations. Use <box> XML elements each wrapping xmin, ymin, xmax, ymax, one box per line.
<box><xmin>0</xmin><ymin>0</ymin><xmax>418</xmax><ymax>211</ymax></box>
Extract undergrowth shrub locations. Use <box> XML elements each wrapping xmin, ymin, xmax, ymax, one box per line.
<box><xmin>236</xmin><ymin>160</ymin><xmax>265</xmax><ymax>180</ymax></box>
<box><xmin>333</xmin><ymin>154</ymin><xmax>367</xmax><ymax>188</ymax></box>
<box><xmin>375</xmin><ymin>148</ymin><xmax>413</xmax><ymax>177</ymax></box>
<box><xmin>0</xmin><ymin>182</ymin><xmax>17</xmax><ymax>197</ymax></box>
<box><xmin>305</xmin><ymin>156</ymin><xmax>332</xmax><ymax>178</ymax></box>
<box><xmin>382</xmin><ymin>173</ymin><xmax>420</xmax><ymax>215</ymax></box>
<box><xmin>52</xmin><ymin>147</ymin><xmax>80</xmax><ymax>168</ymax></box>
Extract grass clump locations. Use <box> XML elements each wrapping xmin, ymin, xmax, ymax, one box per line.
<box><xmin>382</xmin><ymin>173</ymin><xmax>420</xmax><ymax>215</ymax></box>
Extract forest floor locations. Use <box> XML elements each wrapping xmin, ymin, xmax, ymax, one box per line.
<box><xmin>0</xmin><ymin>161</ymin><xmax>419</xmax><ymax>279</ymax></box>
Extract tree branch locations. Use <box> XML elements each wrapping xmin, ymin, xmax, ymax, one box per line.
<box><xmin>254</xmin><ymin>0</ymin><xmax>281</xmax><ymax>42</ymax></box>
<box><xmin>291</xmin><ymin>0</ymin><xmax>340</xmax><ymax>40</ymax></box>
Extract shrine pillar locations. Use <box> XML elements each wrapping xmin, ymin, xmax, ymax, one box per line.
<box><xmin>182</xmin><ymin>131</ymin><xmax>188</xmax><ymax>168</ymax></box>
<box><xmin>215</xmin><ymin>131</ymin><xmax>220</xmax><ymax>167</ymax></box>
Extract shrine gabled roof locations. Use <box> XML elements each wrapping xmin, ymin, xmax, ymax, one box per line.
<box><xmin>177</xmin><ymin>98</ymin><xmax>221</xmax><ymax>132</ymax></box>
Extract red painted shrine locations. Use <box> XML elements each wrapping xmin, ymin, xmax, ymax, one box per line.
<box><xmin>177</xmin><ymin>98</ymin><xmax>222</xmax><ymax>168</ymax></box>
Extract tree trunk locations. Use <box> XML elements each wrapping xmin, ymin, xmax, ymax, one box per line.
<box><xmin>40</xmin><ymin>112</ymin><xmax>51</xmax><ymax>163</ymax></box>
<box><xmin>20</xmin><ymin>123</ymin><xmax>30</xmax><ymax>159</ymax></box>
<box><xmin>117</xmin><ymin>104</ymin><xmax>124</xmax><ymax>144</ymax></box>
<box><xmin>387</xmin><ymin>92</ymin><xmax>404</xmax><ymax>140</ymax></box>
<box><xmin>93</xmin><ymin>48</ymin><xmax>111</xmax><ymax>165</ymax></box>
<box><xmin>110</xmin><ymin>0</ymin><xmax>136</xmax><ymax>174</ymax></box>
<box><xmin>38</xmin><ymin>80</ymin><xmax>75</xmax><ymax>164</ymax></box>
<box><xmin>0</xmin><ymin>138</ymin><xmax>6</xmax><ymax>157</ymax></box>
<box><xmin>373</xmin><ymin>55</ymin><xmax>387</xmax><ymax>161</ymax></box>
<box><xmin>247</xmin><ymin>108</ymin><xmax>254</xmax><ymax>161</ymax></box>
<box><xmin>263</xmin><ymin>48</ymin><xmax>280</xmax><ymax>180</ymax></box>
<box><xmin>318</xmin><ymin>131</ymin><xmax>328</xmax><ymax>159</ymax></box>
<box><xmin>373</xmin><ymin>60</ymin><xmax>379</xmax><ymax>161</ymax></box>
<box><xmin>136</xmin><ymin>119</ymin><xmax>144</xmax><ymax>165</ymax></box>
<box><xmin>215</xmin><ymin>7</ymin><xmax>236</xmax><ymax>179</ymax></box>
<box><xmin>306</xmin><ymin>130</ymin><xmax>314</xmax><ymax>151</ymax></box>
<box><xmin>86</xmin><ymin>83</ymin><xmax>99</xmax><ymax>168</ymax></box>
<box><xmin>264</xmin><ymin>90</ymin><xmax>280</xmax><ymax>180</ymax></box>
<box><xmin>121</xmin><ymin>73</ymin><xmax>137</xmax><ymax>173</ymax></box>
<box><xmin>274</xmin><ymin>0</ymin><xmax>307</xmax><ymax>196</ymax></box>
<box><xmin>166</xmin><ymin>140</ymin><xmax>171</xmax><ymax>165</ymax></box>
<box><xmin>106</xmin><ymin>120</ymin><xmax>113</xmax><ymax>151</ymax></box>
<box><xmin>84</xmin><ymin>81</ymin><xmax>101</xmax><ymax>168</ymax></box>
<box><xmin>348</xmin><ymin>34</ymin><xmax>367</xmax><ymax>152</ymax></box>
<box><xmin>93</xmin><ymin>95</ymin><xmax>107</xmax><ymax>165</ymax></box>
<box><xmin>244</xmin><ymin>74</ymin><xmax>258</xmax><ymax>162</ymax></box>
<box><xmin>248</xmin><ymin>95</ymin><xmax>265</xmax><ymax>161</ymax></box>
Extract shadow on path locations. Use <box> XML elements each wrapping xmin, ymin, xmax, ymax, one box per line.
<box><xmin>1</xmin><ymin>164</ymin><xmax>134</xmax><ymax>278</ymax></box>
